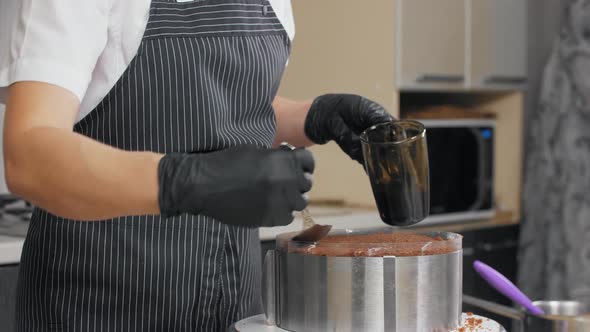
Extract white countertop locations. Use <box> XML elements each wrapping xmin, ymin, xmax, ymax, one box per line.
<box><xmin>0</xmin><ymin>234</ymin><xmax>24</xmax><ymax>265</ymax></box>
<box><xmin>259</xmin><ymin>206</ymin><xmax>383</xmax><ymax>241</ymax></box>
<box><xmin>0</xmin><ymin>206</ymin><xmax>508</xmax><ymax>265</ymax></box>
<box><xmin>0</xmin><ymin>207</ymin><xmax>383</xmax><ymax>265</ymax></box>
<box><xmin>258</xmin><ymin>205</ymin><xmax>501</xmax><ymax>241</ymax></box>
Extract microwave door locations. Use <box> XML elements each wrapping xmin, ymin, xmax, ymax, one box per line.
<box><xmin>469</xmin><ymin>127</ymin><xmax>491</xmax><ymax>211</ymax></box>
<box><xmin>427</xmin><ymin>126</ymin><xmax>493</xmax><ymax>215</ymax></box>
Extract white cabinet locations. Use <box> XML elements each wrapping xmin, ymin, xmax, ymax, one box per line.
<box><xmin>396</xmin><ymin>0</ymin><xmax>466</xmax><ymax>89</ymax></box>
<box><xmin>469</xmin><ymin>0</ymin><xmax>527</xmax><ymax>88</ymax></box>
<box><xmin>395</xmin><ymin>0</ymin><xmax>527</xmax><ymax>90</ymax></box>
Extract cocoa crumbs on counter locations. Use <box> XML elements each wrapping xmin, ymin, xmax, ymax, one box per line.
<box><xmin>461</xmin><ymin>317</ymin><xmax>484</xmax><ymax>332</ymax></box>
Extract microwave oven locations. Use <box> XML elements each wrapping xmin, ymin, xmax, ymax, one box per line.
<box><xmin>419</xmin><ymin>119</ymin><xmax>495</xmax><ymax>225</ymax></box>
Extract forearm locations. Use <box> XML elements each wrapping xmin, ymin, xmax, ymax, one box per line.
<box><xmin>4</xmin><ymin>82</ymin><xmax>162</xmax><ymax>221</ymax></box>
<box><xmin>272</xmin><ymin>96</ymin><xmax>314</xmax><ymax>148</ymax></box>
<box><xmin>5</xmin><ymin>127</ymin><xmax>162</xmax><ymax>220</ymax></box>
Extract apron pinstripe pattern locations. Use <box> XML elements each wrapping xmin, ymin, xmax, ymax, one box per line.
<box><xmin>15</xmin><ymin>1</ymin><xmax>290</xmax><ymax>331</ymax></box>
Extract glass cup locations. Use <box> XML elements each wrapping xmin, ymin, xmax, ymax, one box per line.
<box><xmin>360</xmin><ymin>120</ymin><xmax>430</xmax><ymax>226</ymax></box>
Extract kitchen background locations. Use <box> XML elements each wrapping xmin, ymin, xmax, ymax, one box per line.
<box><xmin>0</xmin><ymin>0</ymin><xmax>580</xmax><ymax>331</ymax></box>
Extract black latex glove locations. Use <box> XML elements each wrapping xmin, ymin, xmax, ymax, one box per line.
<box><xmin>304</xmin><ymin>94</ymin><xmax>394</xmax><ymax>164</ymax></box>
<box><xmin>158</xmin><ymin>145</ymin><xmax>314</xmax><ymax>227</ymax></box>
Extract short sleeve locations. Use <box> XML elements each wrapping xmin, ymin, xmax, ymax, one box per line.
<box><xmin>0</xmin><ymin>0</ymin><xmax>111</xmax><ymax>104</ymax></box>
<box><xmin>269</xmin><ymin>0</ymin><xmax>295</xmax><ymax>41</ymax></box>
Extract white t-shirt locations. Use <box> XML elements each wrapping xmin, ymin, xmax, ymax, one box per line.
<box><xmin>0</xmin><ymin>0</ymin><xmax>294</xmax><ymax>122</ymax></box>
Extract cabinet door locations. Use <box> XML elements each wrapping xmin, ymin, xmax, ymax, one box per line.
<box><xmin>397</xmin><ymin>0</ymin><xmax>466</xmax><ymax>89</ymax></box>
<box><xmin>470</xmin><ymin>0</ymin><xmax>527</xmax><ymax>89</ymax></box>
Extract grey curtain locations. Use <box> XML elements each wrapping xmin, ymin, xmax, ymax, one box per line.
<box><xmin>520</xmin><ymin>0</ymin><xmax>590</xmax><ymax>303</ymax></box>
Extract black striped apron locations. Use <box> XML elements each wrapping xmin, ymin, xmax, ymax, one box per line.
<box><xmin>15</xmin><ymin>1</ymin><xmax>290</xmax><ymax>331</ymax></box>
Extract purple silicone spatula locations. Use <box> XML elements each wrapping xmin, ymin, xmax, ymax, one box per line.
<box><xmin>473</xmin><ymin>260</ymin><xmax>545</xmax><ymax>316</ymax></box>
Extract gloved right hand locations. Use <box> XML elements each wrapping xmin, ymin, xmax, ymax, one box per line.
<box><xmin>157</xmin><ymin>145</ymin><xmax>314</xmax><ymax>228</ymax></box>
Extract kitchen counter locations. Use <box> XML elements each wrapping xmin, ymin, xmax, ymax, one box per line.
<box><xmin>0</xmin><ymin>206</ymin><xmax>517</xmax><ymax>265</ymax></box>
<box><xmin>259</xmin><ymin>205</ymin><xmax>518</xmax><ymax>241</ymax></box>
<box><xmin>259</xmin><ymin>206</ymin><xmax>381</xmax><ymax>241</ymax></box>
<box><xmin>0</xmin><ymin>235</ymin><xmax>24</xmax><ymax>265</ymax></box>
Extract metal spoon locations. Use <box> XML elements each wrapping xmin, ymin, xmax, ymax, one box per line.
<box><xmin>279</xmin><ymin>142</ymin><xmax>332</xmax><ymax>242</ymax></box>
<box><xmin>291</xmin><ymin>208</ymin><xmax>332</xmax><ymax>242</ymax></box>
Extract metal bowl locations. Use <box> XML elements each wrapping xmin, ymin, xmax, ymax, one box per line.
<box><xmin>464</xmin><ymin>295</ymin><xmax>590</xmax><ymax>331</ymax></box>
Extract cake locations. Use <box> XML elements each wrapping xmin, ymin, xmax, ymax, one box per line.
<box><xmin>289</xmin><ymin>232</ymin><xmax>458</xmax><ymax>257</ymax></box>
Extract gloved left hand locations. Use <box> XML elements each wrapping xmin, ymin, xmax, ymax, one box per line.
<box><xmin>304</xmin><ymin>94</ymin><xmax>394</xmax><ymax>164</ymax></box>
